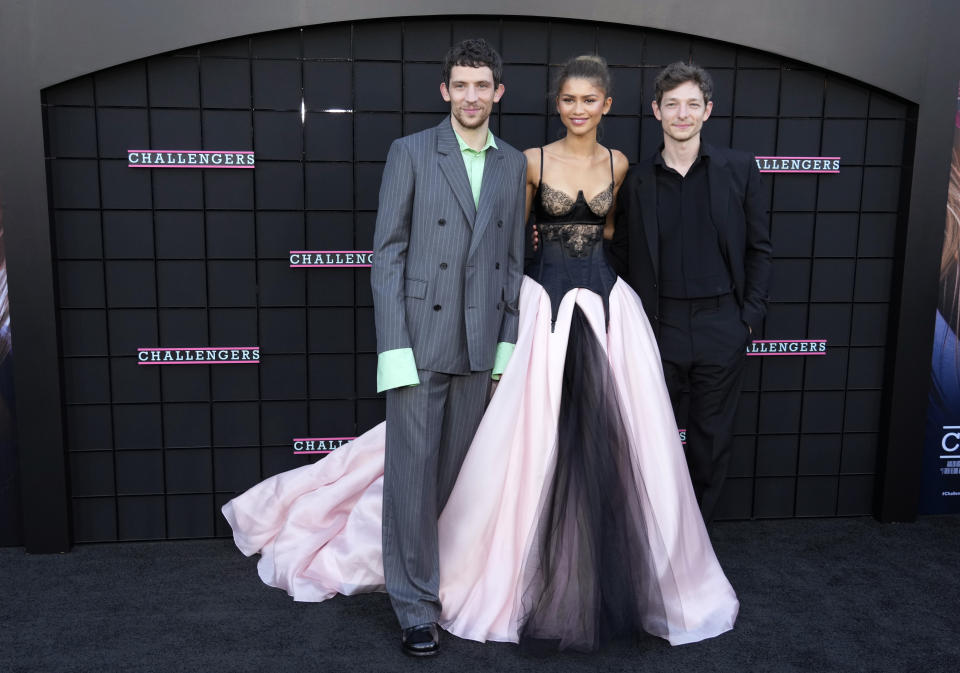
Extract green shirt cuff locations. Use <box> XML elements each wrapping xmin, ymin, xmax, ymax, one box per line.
<box><xmin>377</xmin><ymin>348</ymin><xmax>420</xmax><ymax>392</ymax></box>
<box><xmin>491</xmin><ymin>342</ymin><xmax>515</xmax><ymax>380</ymax></box>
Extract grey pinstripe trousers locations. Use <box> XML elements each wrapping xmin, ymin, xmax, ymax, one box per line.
<box><xmin>382</xmin><ymin>368</ymin><xmax>491</xmax><ymax>628</ymax></box>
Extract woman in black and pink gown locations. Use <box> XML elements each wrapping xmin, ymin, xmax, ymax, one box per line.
<box><xmin>223</xmin><ymin>55</ymin><xmax>738</xmax><ymax>652</ymax></box>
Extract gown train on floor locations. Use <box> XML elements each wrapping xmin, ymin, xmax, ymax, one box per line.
<box><xmin>223</xmin><ymin>276</ymin><xmax>739</xmax><ymax>648</ymax></box>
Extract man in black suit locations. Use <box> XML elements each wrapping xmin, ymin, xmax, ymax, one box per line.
<box><xmin>610</xmin><ymin>61</ymin><xmax>771</xmax><ymax>523</ymax></box>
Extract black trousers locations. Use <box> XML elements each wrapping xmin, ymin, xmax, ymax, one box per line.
<box><xmin>658</xmin><ymin>293</ymin><xmax>749</xmax><ymax>523</ymax></box>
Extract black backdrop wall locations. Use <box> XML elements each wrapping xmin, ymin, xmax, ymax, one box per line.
<box><xmin>42</xmin><ymin>17</ymin><xmax>912</xmax><ymax>542</ymax></box>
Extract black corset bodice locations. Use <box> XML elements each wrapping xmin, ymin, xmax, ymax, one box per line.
<box><xmin>533</xmin><ymin>182</ymin><xmax>610</xmax><ymax>258</ymax></box>
<box><xmin>526</xmin><ymin>149</ymin><xmax>618</xmax><ymax>326</ymax></box>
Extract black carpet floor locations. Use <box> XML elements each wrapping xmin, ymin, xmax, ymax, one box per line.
<box><xmin>2</xmin><ymin>516</ymin><xmax>958</xmax><ymax>673</ymax></box>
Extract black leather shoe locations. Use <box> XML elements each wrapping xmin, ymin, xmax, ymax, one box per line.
<box><xmin>401</xmin><ymin>622</ymin><xmax>440</xmax><ymax>657</ymax></box>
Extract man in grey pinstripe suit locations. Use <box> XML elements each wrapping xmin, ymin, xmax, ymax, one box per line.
<box><xmin>370</xmin><ymin>39</ymin><xmax>526</xmax><ymax>657</ymax></box>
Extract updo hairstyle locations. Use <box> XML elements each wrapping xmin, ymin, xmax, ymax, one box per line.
<box><xmin>551</xmin><ymin>54</ymin><xmax>612</xmax><ymax>99</ymax></box>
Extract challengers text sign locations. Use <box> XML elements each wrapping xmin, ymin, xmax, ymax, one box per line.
<box><xmin>289</xmin><ymin>251</ymin><xmax>374</xmax><ymax>267</ymax></box>
<box><xmin>754</xmin><ymin>156</ymin><xmax>840</xmax><ymax>173</ymax></box>
<box><xmin>127</xmin><ymin>150</ymin><xmax>255</xmax><ymax>168</ymax></box>
<box><xmin>746</xmin><ymin>339</ymin><xmax>827</xmax><ymax>355</ymax></box>
<box><xmin>137</xmin><ymin>347</ymin><xmax>260</xmax><ymax>364</ymax></box>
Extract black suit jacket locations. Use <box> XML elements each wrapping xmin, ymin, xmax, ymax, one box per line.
<box><xmin>609</xmin><ymin>143</ymin><xmax>772</xmax><ymax>336</ymax></box>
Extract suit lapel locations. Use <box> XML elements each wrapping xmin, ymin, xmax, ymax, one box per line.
<box><xmin>639</xmin><ymin>162</ymin><xmax>660</xmax><ymax>281</ymax></box>
<box><xmin>436</xmin><ymin>119</ymin><xmax>477</xmax><ymax>225</ymax></box>
<box><xmin>469</xmin><ymin>147</ymin><xmax>504</xmax><ymax>257</ymax></box>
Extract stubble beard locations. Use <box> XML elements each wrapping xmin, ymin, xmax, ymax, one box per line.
<box><xmin>660</xmin><ymin>109</ymin><xmax>705</xmax><ymax>141</ymax></box>
<box><xmin>453</xmin><ymin>105</ymin><xmax>490</xmax><ymax>131</ymax></box>
<box><xmin>664</xmin><ymin>122</ymin><xmax>702</xmax><ymax>145</ymax></box>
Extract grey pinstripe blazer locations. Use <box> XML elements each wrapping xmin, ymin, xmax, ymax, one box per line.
<box><xmin>371</xmin><ymin>118</ymin><xmax>526</xmax><ymax>374</ymax></box>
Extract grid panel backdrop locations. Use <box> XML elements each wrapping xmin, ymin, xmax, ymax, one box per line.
<box><xmin>42</xmin><ymin>18</ymin><xmax>911</xmax><ymax>541</ymax></box>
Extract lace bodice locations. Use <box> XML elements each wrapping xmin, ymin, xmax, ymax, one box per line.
<box><xmin>527</xmin><ymin>147</ymin><xmax>618</xmax><ymax>326</ymax></box>
<box><xmin>539</xmin><ymin>182</ymin><xmax>614</xmax><ymax>219</ymax></box>
<box><xmin>538</xmin><ymin>222</ymin><xmax>604</xmax><ymax>258</ymax></box>
<box><xmin>536</xmin><ymin>181</ymin><xmax>613</xmax><ymax>257</ymax></box>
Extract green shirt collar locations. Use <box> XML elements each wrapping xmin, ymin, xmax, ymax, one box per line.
<box><xmin>454</xmin><ymin>128</ymin><xmax>497</xmax><ymax>155</ymax></box>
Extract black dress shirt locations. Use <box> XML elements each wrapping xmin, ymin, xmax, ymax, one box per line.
<box><xmin>654</xmin><ymin>148</ymin><xmax>732</xmax><ymax>298</ymax></box>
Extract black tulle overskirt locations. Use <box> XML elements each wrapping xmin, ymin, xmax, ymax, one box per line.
<box><xmin>518</xmin><ymin>305</ymin><xmax>668</xmax><ymax>652</ymax></box>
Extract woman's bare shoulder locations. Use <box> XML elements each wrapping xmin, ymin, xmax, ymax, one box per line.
<box><xmin>610</xmin><ymin>148</ymin><xmax>630</xmax><ymax>182</ymax></box>
<box><xmin>522</xmin><ymin>147</ymin><xmax>542</xmax><ymax>183</ymax></box>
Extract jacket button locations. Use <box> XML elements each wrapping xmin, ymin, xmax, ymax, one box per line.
<box><xmin>653</xmin><ymin>283</ymin><xmax>658</xmax><ymax>289</ymax></box>
<box><xmin>497</xmin><ymin>219</ymin><xmax>503</xmax><ymax>228</ymax></box>
<box><xmin>495</xmin><ymin>263</ymin><xmax>500</xmax><ymax>269</ymax></box>
<box><xmin>438</xmin><ymin>218</ymin><xmax>446</xmax><ymax>226</ymax></box>
<box><xmin>440</xmin><ymin>262</ymin><xmax>448</xmax><ymax>270</ymax></box>
<box><xmin>433</xmin><ymin>304</ymin><xmax>441</xmax><ymax>311</ymax></box>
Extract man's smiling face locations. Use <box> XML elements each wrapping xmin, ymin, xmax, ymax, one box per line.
<box><xmin>653</xmin><ymin>80</ymin><xmax>713</xmax><ymax>143</ymax></box>
<box><xmin>441</xmin><ymin>65</ymin><xmax>504</xmax><ymax>132</ymax></box>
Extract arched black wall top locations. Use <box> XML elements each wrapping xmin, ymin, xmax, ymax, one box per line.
<box><xmin>2</xmin><ymin>1</ymin><xmax>960</xmax><ymax>551</ymax></box>
<box><xmin>0</xmin><ymin>1</ymin><xmax>936</xmax><ymax>102</ymax></box>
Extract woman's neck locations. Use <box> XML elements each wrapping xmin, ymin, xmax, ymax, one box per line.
<box><xmin>558</xmin><ymin>131</ymin><xmax>600</xmax><ymax>159</ymax></box>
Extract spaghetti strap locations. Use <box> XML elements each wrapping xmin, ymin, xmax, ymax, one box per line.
<box><xmin>539</xmin><ymin>147</ymin><xmax>544</xmax><ymax>187</ymax></box>
<box><xmin>607</xmin><ymin>147</ymin><xmax>614</xmax><ymax>182</ymax></box>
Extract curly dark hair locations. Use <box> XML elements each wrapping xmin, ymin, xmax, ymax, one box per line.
<box><xmin>654</xmin><ymin>61</ymin><xmax>714</xmax><ymax>105</ymax></box>
<box><xmin>441</xmin><ymin>38</ymin><xmax>503</xmax><ymax>87</ymax></box>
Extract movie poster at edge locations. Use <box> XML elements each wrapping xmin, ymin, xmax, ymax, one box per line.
<box><xmin>0</xmin><ymin>204</ymin><xmax>21</xmax><ymax>544</ymax></box>
<box><xmin>922</xmin><ymin>82</ymin><xmax>960</xmax><ymax>513</ymax></box>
